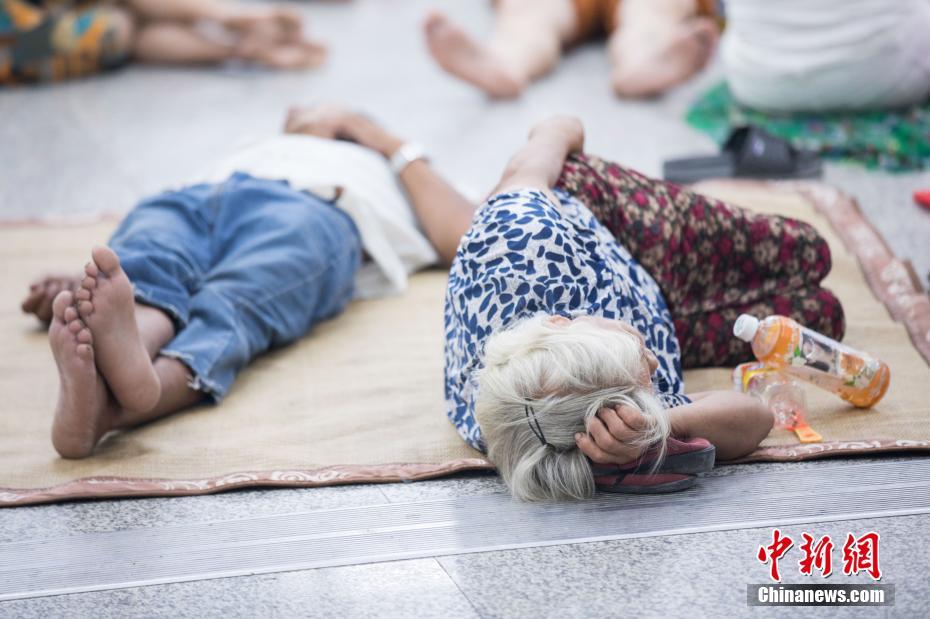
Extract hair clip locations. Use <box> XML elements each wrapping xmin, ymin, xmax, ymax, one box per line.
<box><xmin>524</xmin><ymin>404</ymin><xmax>548</xmax><ymax>447</ymax></box>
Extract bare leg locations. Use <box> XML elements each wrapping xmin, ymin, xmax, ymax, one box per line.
<box><xmin>609</xmin><ymin>0</ymin><xmax>717</xmax><ymax>98</ymax></box>
<box><xmin>108</xmin><ymin>357</ymin><xmax>204</xmax><ymax>430</ymax></box>
<box><xmin>133</xmin><ymin>22</ymin><xmax>236</xmax><ymax>64</ymax></box>
<box><xmin>424</xmin><ymin>0</ymin><xmax>577</xmax><ymax>98</ymax></box>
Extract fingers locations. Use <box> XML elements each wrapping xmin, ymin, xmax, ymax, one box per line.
<box><xmin>578</xmin><ymin>409</ymin><xmax>644</xmax><ymax>464</ymax></box>
<box><xmin>614</xmin><ymin>404</ymin><xmax>647</xmax><ymax>431</ymax></box>
<box><xmin>35</xmin><ymin>281</ymin><xmax>61</xmax><ymax>323</ymax></box>
<box><xmin>575</xmin><ymin>432</ymin><xmax>615</xmax><ymax>465</ymax></box>
<box><xmin>574</xmin><ymin>404</ymin><xmax>652</xmax><ymax>466</ymax></box>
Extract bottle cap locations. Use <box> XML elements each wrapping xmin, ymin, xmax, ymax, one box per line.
<box><xmin>733</xmin><ymin>314</ymin><xmax>761</xmax><ymax>342</ymax></box>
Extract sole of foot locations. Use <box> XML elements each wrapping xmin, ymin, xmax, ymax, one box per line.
<box><xmin>424</xmin><ymin>11</ymin><xmax>525</xmax><ymax>99</ymax></box>
<box><xmin>78</xmin><ymin>246</ymin><xmax>161</xmax><ymax>414</ymax></box>
<box><xmin>611</xmin><ymin>18</ymin><xmax>718</xmax><ymax>98</ymax></box>
<box><xmin>50</xmin><ymin>291</ymin><xmax>112</xmax><ymax>459</ymax></box>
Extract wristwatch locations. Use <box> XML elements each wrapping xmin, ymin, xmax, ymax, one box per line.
<box><xmin>389</xmin><ymin>142</ymin><xmax>428</xmax><ymax>174</ymax></box>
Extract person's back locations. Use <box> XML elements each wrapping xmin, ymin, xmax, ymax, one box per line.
<box><xmin>722</xmin><ymin>0</ymin><xmax>930</xmax><ymax>112</ymax></box>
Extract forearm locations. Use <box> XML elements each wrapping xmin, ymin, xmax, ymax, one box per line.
<box><xmin>494</xmin><ymin>132</ymin><xmax>573</xmax><ymax>195</ymax></box>
<box><xmin>333</xmin><ymin>117</ymin><xmax>474</xmax><ymax>266</ymax></box>
<box><xmin>398</xmin><ymin>161</ymin><xmax>475</xmax><ymax>266</ymax></box>
<box><xmin>493</xmin><ymin>116</ymin><xmax>584</xmax><ymax>196</ymax></box>
<box><xmin>668</xmin><ymin>391</ymin><xmax>774</xmax><ymax>461</ymax></box>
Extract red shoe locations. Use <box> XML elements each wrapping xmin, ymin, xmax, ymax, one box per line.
<box><xmin>594</xmin><ymin>472</ymin><xmax>697</xmax><ymax>494</ymax></box>
<box><xmin>591</xmin><ymin>437</ymin><xmax>715</xmax><ymax>494</ymax></box>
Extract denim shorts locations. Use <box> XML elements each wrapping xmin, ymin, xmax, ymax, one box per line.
<box><xmin>108</xmin><ymin>172</ymin><xmax>362</xmax><ymax>401</ymax></box>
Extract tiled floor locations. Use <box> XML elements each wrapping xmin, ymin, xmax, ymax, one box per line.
<box><xmin>2</xmin><ymin>0</ymin><xmax>929</xmax><ymax>616</ymax></box>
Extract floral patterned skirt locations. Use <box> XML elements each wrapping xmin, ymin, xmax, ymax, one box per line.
<box><xmin>556</xmin><ymin>152</ymin><xmax>846</xmax><ymax>368</ymax></box>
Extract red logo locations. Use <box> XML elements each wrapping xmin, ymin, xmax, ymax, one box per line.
<box><xmin>757</xmin><ymin>530</ymin><xmax>881</xmax><ymax>581</ymax></box>
<box><xmin>842</xmin><ymin>532</ymin><xmax>882</xmax><ymax>580</ymax></box>
<box><xmin>798</xmin><ymin>533</ymin><xmax>834</xmax><ymax>577</ymax></box>
<box><xmin>757</xmin><ymin>528</ymin><xmax>794</xmax><ymax>582</ymax></box>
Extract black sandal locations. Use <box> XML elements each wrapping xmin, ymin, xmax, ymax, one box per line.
<box><xmin>663</xmin><ymin>125</ymin><xmax>822</xmax><ymax>184</ymax></box>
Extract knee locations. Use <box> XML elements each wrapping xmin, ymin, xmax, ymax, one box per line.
<box><xmin>100</xmin><ymin>8</ymin><xmax>137</xmax><ymax>66</ymax></box>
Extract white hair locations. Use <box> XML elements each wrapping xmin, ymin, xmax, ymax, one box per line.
<box><xmin>475</xmin><ymin>314</ymin><xmax>670</xmax><ymax>502</ymax></box>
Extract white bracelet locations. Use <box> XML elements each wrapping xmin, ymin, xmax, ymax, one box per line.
<box><xmin>390</xmin><ymin>142</ymin><xmax>428</xmax><ymax>174</ymax></box>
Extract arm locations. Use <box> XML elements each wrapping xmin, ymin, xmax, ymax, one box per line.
<box><xmin>667</xmin><ymin>391</ymin><xmax>774</xmax><ymax>461</ymax></box>
<box><xmin>493</xmin><ymin>115</ymin><xmax>584</xmax><ymax>201</ymax></box>
<box><xmin>283</xmin><ymin>106</ymin><xmax>474</xmax><ymax>266</ymax></box>
<box><xmin>576</xmin><ymin>391</ymin><xmax>774</xmax><ymax>465</ymax></box>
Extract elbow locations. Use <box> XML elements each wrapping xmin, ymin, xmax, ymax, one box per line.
<box><xmin>741</xmin><ymin>400</ymin><xmax>774</xmax><ymax>457</ymax></box>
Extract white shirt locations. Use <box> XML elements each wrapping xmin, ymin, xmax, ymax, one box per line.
<box><xmin>722</xmin><ymin>0</ymin><xmax>930</xmax><ymax>111</ymax></box>
<box><xmin>199</xmin><ymin>135</ymin><xmax>438</xmax><ymax>300</ymax></box>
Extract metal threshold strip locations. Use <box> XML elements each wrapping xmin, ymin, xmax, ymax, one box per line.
<box><xmin>3</xmin><ymin>459</ymin><xmax>930</xmax><ymax>601</ymax></box>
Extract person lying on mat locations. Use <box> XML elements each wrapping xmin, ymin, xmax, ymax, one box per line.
<box><xmin>443</xmin><ymin>116</ymin><xmax>846</xmax><ymax>501</ymax></box>
<box><xmin>22</xmin><ymin>113</ymin><xmax>840</xmax><ymax>495</ymax></box>
<box><xmin>424</xmin><ymin>0</ymin><xmax>718</xmax><ymax>99</ymax></box>
<box><xmin>0</xmin><ymin>0</ymin><xmax>324</xmax><ymax>85</ymax></box>
<box><xmin>20</xmin><ymin>105</ymin><xmax>476</xmax><ymax>459</ymax></box>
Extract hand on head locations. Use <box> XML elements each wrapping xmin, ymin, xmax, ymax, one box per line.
<box><xmin>21</xmin><ymin>273</ymin><xmax>81</xmax><ymax>325</ymax></box>
<box><xmin>575</xmin><ymin>404</ymin><xmax>649</xmax><ymax>465</ymax></box>
<box><xmin>528</xmin><ymin>115</ymin><xmax>585</xmax><ymax>154</ymax></box>
<box><xmin>283</xmin><ymin>104</ymin><xmax>403</xmax><ymax>158</ymax></box>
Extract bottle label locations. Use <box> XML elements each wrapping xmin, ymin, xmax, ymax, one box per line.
<box><xmin>788</xmin><ymin>330</ymin><xmax>881</xmax><ymax>390</ymax></box>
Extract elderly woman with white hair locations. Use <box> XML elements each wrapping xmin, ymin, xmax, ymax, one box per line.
<box><xmin>444</xmin><ymin>116</ymin><xmax>779</xmax><ymax>502</ymax></box>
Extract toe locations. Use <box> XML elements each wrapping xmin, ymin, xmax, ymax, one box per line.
<box><xmin>82</xmin><ymin>275</ymin><xmax>96</xmax><ymax>290</ymax></box>
<box><xmin>52</xmin><ymin>290</ymin><xmax>74</xmax><ymax>321</ymax></box>
<box><xmin>78</xmin><ymin>300</ymin><xmax>94</xmax><ymax>317</ymax></box>
<box><xmin>64</xmin><ymin>306</ymin><xmax>79</xmax><ymax>323</ymax></box>
<box><xmin>77</xmin><ymin>327</ymin><xmax>93</xmax><ymax>344</ymax></box>
<box><xmin>91</xmin><ymin>246</ymin><xmax>121</xmax><ymax>276</ymax></box>
<box><xmin>84</xmin><ymin>261</ymin><xmax>98</xmax><ymax>279</ymax></box>
<box><xmin>68</xmin><ymin>318</ymin><xmax>84</xmax><ymax>334</ymax></box>
<box><xmin>76</xmin><ymin>343</ymin><xmax>94</xmax><ymax>360</ymax></box>
<box><xmin>75</xmin><ymin>288</ymin><xmax>92</xmax><ymax>302</ymax></box>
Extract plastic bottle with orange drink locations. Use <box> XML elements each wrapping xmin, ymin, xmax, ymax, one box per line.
<box><xmin>733</xmin><ymin>362</ymin><xmax>822</xmax><ymax>443</ymax></box>
<box><xmin>733</xmin><ymin>314</ymin><xmax>890</xmax><ymax>408</ymax></box>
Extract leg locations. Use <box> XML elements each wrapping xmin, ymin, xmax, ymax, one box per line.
<box><xmin>132</xmin><ymin>21</ymin><xmax>236</xmax><ymax>64</ymax></box>
<box><xmin>154</xmin><ymin>175</ymin><xmax>362</xmax><ymax>403</ymax></box>
<box><xmin>124</xmin><ymin>0</ymin><xmax>324</xmax><ymax>69</ymax></box>
<box><xmin>74</xmin><ymin>184</ymin><xmax>214</xmax><ymax>412</ymax></box>
<box><xmin>424</xmin><ymin>0</ymin><xmax>577</xmax><ymax>98</ymax></box>
<box><xmin>608</xmin><ymin>0</ymin><xmax>717</xmax><ymax>98</ymax></box>
<box><xmin>675</xmin><ymin>287</ymin><xmax>846</xmax><ymax>368</ymax></box>
<box><xmin>555</xmin><ymin>153</ymin><xmax>845</xmax><ymax>366</ymax></box>
<box><xmin>556</xmin><ymin>153</ymin><xmax>835</xmax><ymax>310</ymax></box>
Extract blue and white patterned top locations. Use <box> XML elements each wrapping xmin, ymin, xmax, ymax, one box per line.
<box><xmin>443</xmin><ymin>188</ymin><xmax>690</xmax><ymax>452</ymax></box>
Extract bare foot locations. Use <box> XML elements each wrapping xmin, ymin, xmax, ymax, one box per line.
<box><xmin>611</xmin><ymin>18</ymin><xmax>718</xmax><ymax>98</ymax></box>
<box><xmin>76</xmin><ymin>246</ymin><xmax>161</xmax><ymax>413</ymax></box>
<box><xmin>21</xmin><ymin>273</ymin><xmax>82</xmax><ymax>325</ymax></box>
<box><xmin>225</xmin><ymin>6</ymin><xmax>326</xmax><ymax>70</ymax></box>
<box><xmin>222</xmin><ymin>6</ymin><xmax>303</xmax><ymax>43</ymax></box>
<box><xmin>237</xmin><ymin>36</ymin><xmax>326</xmax><ymax>69</ymax></box>
<box><xmin>50</xmin><ymin>291</ymin><xmax>114</xmax><ymax>458</ymax></box>
<box><xmin>424</xmin><ymin>11</ymin><xmax>525</xmax><ymax>99</ymax></box>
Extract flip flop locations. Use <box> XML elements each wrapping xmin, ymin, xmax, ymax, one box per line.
<box><xmin>595</xmin><ymin>472</ymin><xmax>697</xmax><ymax>495</ymax></box>
<box><xmin>591</xmin><ymin>437</ymin><xmax>715</xmax><ymax>494</ymax></box>
<box><xmin>663</xmin><ymin>126</ymin><xmax>822</xmax><ymax>184</ymax></box>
